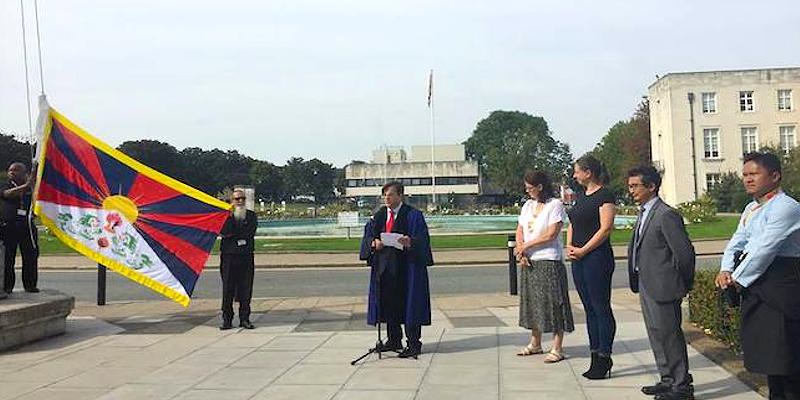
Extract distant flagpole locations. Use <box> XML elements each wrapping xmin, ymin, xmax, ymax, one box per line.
<box><xmin>428</xmin><ymin>69</ymin><xmax>436</xmax><ymax>207</ymax></box>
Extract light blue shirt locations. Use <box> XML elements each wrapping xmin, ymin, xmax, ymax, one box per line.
<box><xmin>721</xmin><ymin>191</ymin><xmax>800</xmax><ymax>287</ymax></box>
<box><xmin>638</xmin><ymin>196</ymin><xmax>659</xmax><ymax>236</ymax></box>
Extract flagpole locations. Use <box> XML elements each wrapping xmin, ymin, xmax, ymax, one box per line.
<box><xmin>428</xmin><ymin>70</ymin><xmax>436</xmax><ymax>208</ymax></box>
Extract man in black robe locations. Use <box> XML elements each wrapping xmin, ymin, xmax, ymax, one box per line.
<box><xmin>219</xmin><ymin>189</ymin><xmax>257</xmax><ymax>330</ymax></box>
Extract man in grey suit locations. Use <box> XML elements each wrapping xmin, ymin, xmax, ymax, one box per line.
<box><xmin>627</xmin><ymin>166</ymin><xmax>696</xmax><ymax>400</ymax></box>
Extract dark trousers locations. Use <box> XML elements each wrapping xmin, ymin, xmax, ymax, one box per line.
<box><xmin>640</xmin><ymin>292</ymin><xmax>692</xmax><ymax>390</ymax></box>
<box><xmin>768</xmin><ymin>375</ymin><xmax>800</xmax><ymax>400</ymax></box>
<box><xmin>220</xmin><ymin>253</ymin><xmax>254</xmax><ymax>323</ymax></box>
<box><xmin>3</xmin><ymin>221</ymin><xmax>38</xmax><ymax>292</ymax></box>
<box><xmin>571</xmin><ymin>245</ymin><xmax>616</xmax><ymax>355</ymax></box>
<box><xmin>388</xmin><ymin>323</ymin><xmax>421</xmax><ymax>350</ymax></box>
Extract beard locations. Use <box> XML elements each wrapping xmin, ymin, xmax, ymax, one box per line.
<box><xmin>233</xmin><ymin>205</ymin><xmax>247</xmax><ymax>222</ymax></box>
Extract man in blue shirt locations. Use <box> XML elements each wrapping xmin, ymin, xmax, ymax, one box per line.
<box><xmin>716</xmin><ymin>152</ymin><xmax>800</xmax><ymax>400</ymax></box>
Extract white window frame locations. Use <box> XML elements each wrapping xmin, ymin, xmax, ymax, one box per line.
<box><xmin>706</xmin><ymin>173</ymin><xmax>721</xmax><ymax>191</ymax></box>
<box><xmin>741</xmin><ymin>127</ymin><xmax>758</xmax><ymax>155</ymax></box>
<box><xmin>703</xmin><ymin>128</ymin><xmax>721</xmax><ymax>159</ymax></box>
<box><xmin>778</xmin><ymin>89</ymin><xmax>793</xmax><ymax>111</ymax></box>
<box><xmin>701</xmin><ymin>92</ymin><xmax>717</xmax><ymax>113</ymax></box>
<box><xmin>780</xmin><ymin>125</ymin><xmax>796</xmax><ymax>155</ymax></box>
<box><xmin>739</xmin><ymin>91</ymin><xmax>754</xmax><ymax>112</ymax></box>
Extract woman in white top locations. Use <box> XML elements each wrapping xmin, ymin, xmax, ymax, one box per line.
<box><xmin>513</xmin><ymin>170</ymin><xmax>575</xmax><ymax>362</ymax></box>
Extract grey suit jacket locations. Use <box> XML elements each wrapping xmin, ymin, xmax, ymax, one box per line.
<box><xmin>627</xmin><ymin>198</ymin><xmax>696</xmax><ymax>302</ymax></box>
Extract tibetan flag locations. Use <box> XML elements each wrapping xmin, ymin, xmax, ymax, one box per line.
<box><xmin>32</xmin><ymin>98</ymin><xmax>231</xmax><ymax>306</ymax></box>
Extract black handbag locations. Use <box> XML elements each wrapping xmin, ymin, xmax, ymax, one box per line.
<box><xmin>722</xmin><ymin>250</ymin><xmax>745</xmax><ymax>308</ymax></box>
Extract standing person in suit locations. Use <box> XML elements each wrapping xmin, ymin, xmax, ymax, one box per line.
<box><xmin>627</xmin><ymin>165</ymin><xmax>696</xmax><ymax>400</ymax></box>
<box><xmin>716</xmin><ymin>152</ymin><xmax>800</xmax><ymax>400</ymax></box>
<box><xmin>363</xmin><ymin>181</ymin><xmax>433</xmax><ymax>358</ymax></box>
<box><xmin>219</xmin><ymin>188</ymin><xmax>257</xmax><ymax>330</ymax></box>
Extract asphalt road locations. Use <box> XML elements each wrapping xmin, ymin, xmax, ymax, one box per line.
<box><xmin>36</xmin><ymin>256</ymin><xmax>724</xmax><ymax>303</ymax></box>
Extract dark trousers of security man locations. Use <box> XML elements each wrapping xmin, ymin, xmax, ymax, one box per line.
<box><xmin>220</xmin><ymin>253</ymin><xmax>255</xmax><ymax>325</ymax></box>
<box><xmin>3</xmin><ymin>220</ymin><xmax>38</xmax><ymax>293</ymax></box>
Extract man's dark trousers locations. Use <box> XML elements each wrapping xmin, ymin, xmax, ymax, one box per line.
<box><xmin>220</xmin><ymin>253</ymin><xmax>254</xmax><ymax>324</ymax></box>
<box><xmin>3</xmin><ymin>221</ymin><xmax>38</xmax><ymax>292</ymax></box>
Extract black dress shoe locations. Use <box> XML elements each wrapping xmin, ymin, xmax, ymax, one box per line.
<box><xmin>24</xmin><ymin>288</ymin><xmax>40</xmax><ymax>293</ymax></box>
<box><xmin>220</xmin><ymin>322</ymin><xmax>233</xmax><ymax>330</ymax></box>
<box><xmin>642</xmin><ymin>382</ymin><xmax>672</xmax><ymax>395</ymax></box>
<box><xmin>375</xmin><ymin>341</ymin><xmax>403</xmax><ymax>352</ymax></box>
<box><xmin>397</xmin><ymin>346</ymin><xmax>421</xmax><ymax>358</ymax></box>
<box><xmin>239</xmin><ymin>320</ymin><xmax>255</xmax><ymax>329</ymax></box>
<box><xmin>654</xmin><ymin>389</ymin><xmax>694</xmax><ymax>400</ymax></box>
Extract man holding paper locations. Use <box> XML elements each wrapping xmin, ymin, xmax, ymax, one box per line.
<box><xmin>366</xmin><ymin>181</ymin><xmax>433</xmax><ymax>358</ymax></box>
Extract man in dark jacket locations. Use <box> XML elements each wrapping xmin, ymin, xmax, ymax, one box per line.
<box><xmin>219</xmin><ymin>189</ymin><xmax>257</xmax><ymax>330</ymax></box>
<box><xmin>2</xmin><ymin>162</ymin><xmax>39</xmax><ymax>294</ymax></box>
<box><xmin>361</xmin><ymin>181</ymin><xmax>433</xmax><ymax>358</ymax></box>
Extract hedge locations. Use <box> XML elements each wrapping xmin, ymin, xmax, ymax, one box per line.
<box><xmin>687</xmin><ymin>270</ymin><xmax>742</xmax><ymax>354</ymax></box>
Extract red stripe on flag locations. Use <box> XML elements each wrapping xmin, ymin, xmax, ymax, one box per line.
<box><xmin>46</xmin><ymin>140</ymin><xmax>106</xmax><ymax>202</ymax></box>
<box><xmin>53</xmin><ymin>118</ymin><xmax>111</xmax><ymax>197</ymax></box>
<box><xmin>138</xmin><ymin>211</ymin><xmax>230</xmax><ymax>233</ymax></box>
<box><xmin>134</xmin><ymin>220</ymin><xmax>210</xmax><ymax>275</ymax></box>
<box><xmin>127</xmin><ymin>173</ymin><xmax>183</xmax><ymax>207</ymax></box>
<box><xmin>37</xmin><ymin>182</ymin><xmax>101</xmax><ymax>209</ymax></box>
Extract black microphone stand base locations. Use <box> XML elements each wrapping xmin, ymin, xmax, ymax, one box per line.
<box><xmin>350</xmin><ymin>334</ymin><xmax>401</xmax><ymax>365</ymax></box>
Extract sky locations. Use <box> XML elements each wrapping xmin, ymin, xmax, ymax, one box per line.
<box><xmin>2</xmin><ymin>0</ymin><xmax>799</xmax><ymax>168</ymax></box>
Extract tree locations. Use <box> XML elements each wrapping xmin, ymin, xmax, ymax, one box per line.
<box><xmin>706</xmin><ymin>172</ymin><xmax>749</xmax><ymax>212</ymax></box>
<box><xmin>118</xmin><ymin>140</ymin><xmax>186</xmax><ymax>181</ymax></box>
<box><xmin>282</xmin><ymin>157</ymin><xmax>308</xmax><ymax>199</ymax></box>
<box><xmin>250</xmin><ymin>160</ymin><xmax>284</xmax><ymax>202</ymax></box>
<box><xmin>305</xmin><ymin>158</ymin><xmax>336</xmax><ymax>204</ymax></box>
<box><xmin>464</xmin><ymin>110</ymin><xmax>573</xmax><ymax>201</ymax></box>
<box><xmin>593</xmin><ymin>100</ymin><xmax>652</xmax><ymax>199</ymax></box>
<box><xmin>0</xmin><ymin>131</ymin><xmax>34</xmax><ymax>175</ymax></box>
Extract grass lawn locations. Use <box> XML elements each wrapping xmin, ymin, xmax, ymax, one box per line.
<box><xmin>37</xmin><ymin>216</ymin><xmax>740</xmax><ymax>255</ymax></box>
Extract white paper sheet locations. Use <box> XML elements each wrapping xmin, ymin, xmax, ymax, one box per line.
<box><xmin>380</xmin><ymin>232</ymin><xmax>405</xmax><ymax>250</ymax></box>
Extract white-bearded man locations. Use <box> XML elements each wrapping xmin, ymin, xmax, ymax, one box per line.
<box><xmin>219</xmin><ymin>189</ymin><xmax>257</xmax><ymax>330</ymax></box>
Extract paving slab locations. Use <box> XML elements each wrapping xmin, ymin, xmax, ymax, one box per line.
<box><xmin>0</xmin><ymin>289</ymin><xmax>764</xmax><ymax>400</ymax></box>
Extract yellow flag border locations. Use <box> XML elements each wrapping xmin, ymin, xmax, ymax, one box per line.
<box><xmin>36</xmin><ymin>107</ymin><xmax>232</xmax><ymax>210</ymax></box>
<box><xmin>37</xmin><ymin>212</ymin><xmax>192</xmax><ymax>307</ymax></box>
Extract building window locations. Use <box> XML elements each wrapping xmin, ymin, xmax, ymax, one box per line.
<box><xmin>739</xmin><ymin>91</ymin><xmax>754</xmax><ymax>112</ymax></box>
<box><xmin>778</xmin><ymin>89</ymin><xmax>793</xmax><ymax>111</ymax></box>
<box><xmin>706</xmin><ymin>173</ymin><xmax>721</xmax><ymax>190</ymax></box>
<box><xmin>347</xmin><ymin>180</ymin><xmax>357</xmax><ymax>187</ymax></box>
<box><xmin>703</xmin><ymin>128</ymin><xmax>720</xmax><ymax>158</ymax></box>
<box><xmin>701</xmin><ymin>92</ymin><xmax>716</xmax><ymax>113</ymax></box>
<box><xmin>780</xmin><ymin>126</ymin><xmax>796</xmax><ymax>154</ymax></box>
<box><xmin>741</xmin><ymin>127</ymin><xmax>758</xmax><ymax>155</ymax></box>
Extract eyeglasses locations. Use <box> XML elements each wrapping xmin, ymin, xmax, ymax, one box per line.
<box><xmin>627</xmin><ymin>183</ymin><xmax>648</xmax><ymax>189</ymax></box>
<box><xmin>233</xmin><ymin>197</ymin><xmax>245</xmax><ymax>201</ymax></box>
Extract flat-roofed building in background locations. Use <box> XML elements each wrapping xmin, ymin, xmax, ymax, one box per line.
<box><xmin>649</xmin><ymin>67</ymin><xmax>800</xmax><ymax>206</ymax></box>
<box><xmin>344</xmin><ymin>144</ymin><xmax>481</xmax><ymax>207</ymax></box>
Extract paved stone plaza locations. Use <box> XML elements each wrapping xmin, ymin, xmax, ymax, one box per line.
<box><xmin>0</xmin><ymin>288</ymin><xmax>760</xmax><ymax>400</ymax></box>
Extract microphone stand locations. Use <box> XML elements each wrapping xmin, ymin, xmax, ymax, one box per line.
<box><xmin>351</xmin><ymin>248</ymin><xmax>398</xmax><ymax>364</ymax></box>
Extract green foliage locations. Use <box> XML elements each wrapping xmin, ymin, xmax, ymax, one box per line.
<box><xmin>688</xmin><ymin>270</ymin><xmax>742</xmax><ymax>354</ymax></box>
<box><xmin>593</xmin><ymin>100</ymin><xmax>652</xmax><ymax>199</ymax></box>
<box><xmin>677</xmin><ymin>195</ymin><xmax>717</xmax><ymax>223</ymax></box>
<box><xmin>464</xmin><ymin>110</ymin><xmax>572</xmax><ymax>201</ymax></box>
<box><xmin>706</xmin><ymin>172</ymin><xmax>750</xmax><ymax>212</ymax></box>
<box><xmin>0</xmin><ymin>132</ymin><xmax>34</xmax><ymax>171</ymax></box>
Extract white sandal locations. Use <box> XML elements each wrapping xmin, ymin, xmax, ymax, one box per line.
<box><xmin>543</xmin><ymin>349</ymin><xmax>565</xmax><ymax>363</ymax></box>
<box><xmin>516</xmin><ymin>343</ymin><xmax>543</xmax><ymax>356</ymax></box>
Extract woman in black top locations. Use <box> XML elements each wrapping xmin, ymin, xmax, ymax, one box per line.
<box><xmin>566</xmin><ymin>153</ymin><xmax>617</xmax><ymax>379</ymax></box>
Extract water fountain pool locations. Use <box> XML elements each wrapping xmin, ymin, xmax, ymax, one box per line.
<box><xmin>257</xmin><ymin>215</ymin><xmax>636</xmax><ymax>237</ymax></box>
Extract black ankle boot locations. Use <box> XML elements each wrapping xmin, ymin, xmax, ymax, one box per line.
<box><xmin>584</xmin><ymin>353</ymin><xmax>613</xmax><ymax>379</ymax></box>
<box><xmin>582</xmin><ymin>352</ymin><xmax>598</xmax><ymax>378</ymax></box>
